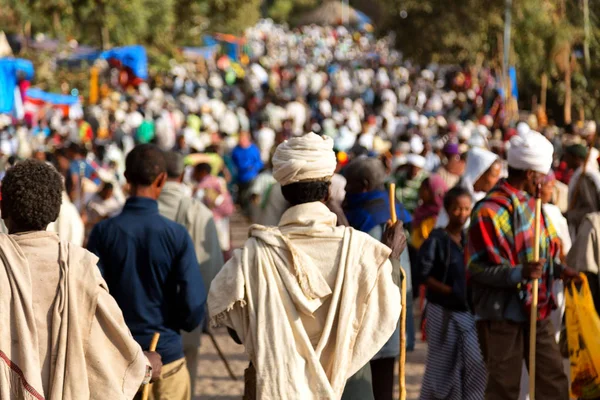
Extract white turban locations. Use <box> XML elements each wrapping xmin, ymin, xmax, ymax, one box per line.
<box><xmin>272</xmin><ymin>132</ymin><xmax>337</xmax><ymax>186</ymax></box>
<box><xmin>516</xmin><ymin>122</ymin><xmax>531</xmax><ymax>136</ymax></box>
<box><xmin>410</xmin><ymin>136</ymin><xmax>424</xmax><ymax>155</ymax></box>
<box><xmin>582</xmin><ymin>121</ymin><xmax>597</xmax><ymax>137</ymax></box>
<box><xmin>406</xmin><ymin>154</ymin><xmax>426</xmax><ymax>169</ymax></box>
<box><xmin>507</xmin><ymin>132</ymin><xmax>554</xmax><ymax>174</ymax></box>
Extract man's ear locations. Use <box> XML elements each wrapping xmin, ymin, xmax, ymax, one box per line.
<box><xmin>362</xmin><ymin>179</ymin><xmax>370</xmax><ymax>192</ymax></box>
<box><xmin>155</xmin><ymin>172</ymin><xmax>167</xmax><ymax>189</ymax></box>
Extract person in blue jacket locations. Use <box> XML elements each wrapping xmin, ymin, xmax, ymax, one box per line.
<box><xmin>88</xmin><ymin>144</ymin><xmax>206</xmax><ymax>400</ymax></box>
<box><xmin>231</xmin><ymin>131</ymin><xmax>263</xmax><ymax>208</ymax></box>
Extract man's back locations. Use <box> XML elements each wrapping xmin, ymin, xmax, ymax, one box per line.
<box><xmin>1</xmin><ymin>232</ymin><xmax>148</xmax><ymax>399</ymax></box>
<box><xmin>88</xmin><ymin>196</ymin><xmax>206</xmax><ymax>365</ymax></box>
<box><xmin>208</xmin><ymin>202</ymin><xmax>400</xmax><ymax>399</ymax></box>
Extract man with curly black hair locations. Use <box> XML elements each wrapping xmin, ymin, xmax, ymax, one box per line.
<box><xmin>0</xmin><ymin>159</ymin><xmax>161</xmax><ymax>399</ymax></box>
<box><xmin>88</xmin><ymin>144</ymin><xmax>206</xmax><ymax>400</ymax></box>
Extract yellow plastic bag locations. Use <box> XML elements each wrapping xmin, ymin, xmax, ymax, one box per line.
<box><xmin>566</xmin><ymin>274</ymin><xmax>600</xmax><ymax>399</ymax></box>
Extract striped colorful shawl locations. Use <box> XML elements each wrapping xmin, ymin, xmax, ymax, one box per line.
<box><xmin>466</xmin><ymin>179</ymin><xmax>560</xmax><ymax>319</ymax></box>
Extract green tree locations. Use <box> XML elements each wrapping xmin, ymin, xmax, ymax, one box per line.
<box><xmin>206</xmin><ymin>0</ymin><xmax>262</xmax><ymax>35</ymax></box>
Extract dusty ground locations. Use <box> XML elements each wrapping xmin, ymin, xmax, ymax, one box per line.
<box><xmin>194</xmin><ymin>212</ymin><xmax>426</xmax><ymax>399</ymax></box>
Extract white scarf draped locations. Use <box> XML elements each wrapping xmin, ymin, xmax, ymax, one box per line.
<box><xmin>208</xmin><ymin>203</ymin><xmax>400</xmax><ymax>399</ymax></box>
<box><xmin>0</xmin><ymin>234</ymin><xmax>146</xmax><ymax>400</ymax></box>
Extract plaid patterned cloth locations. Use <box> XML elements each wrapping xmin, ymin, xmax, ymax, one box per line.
<box><xmin>466</xmin><ymin>179</ymin><xmax>561</xmax><ymax>320</ymax></box>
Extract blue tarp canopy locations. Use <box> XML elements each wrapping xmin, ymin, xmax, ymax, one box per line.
<box><xmin>0</xmin><ymin>58</ymin><xmax>34</xmax><ymax>114</ymax></box>
<box><xmin>100</xmin><ymin>45</ymin><xmax>148</xmax><ymax>80</ymax></box>
<box><xmin>56</xmin><ymin>45</ymin><xmax>148</xmax><ymax>79</ymax></box>
<box><xmin>202</xmin><ymin>35</ymin><xmax>241</xmax><ymax>61</ymax></box>
<box><xmin>26</xmin><ymin>88</ymin><xmax>79</xmax><ymax>105</ymax></box>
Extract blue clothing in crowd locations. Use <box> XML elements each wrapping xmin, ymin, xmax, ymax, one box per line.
<box><xmin>69</xmin><ymin>159</ymin><xmax>101</xmax><ymax>185</ymax></box>
<box><xmin>87</xmin><ymin>197</ymin><xmax>206</xmax><ymax>364</ymax></box>
<box><xmin>231</xmin><ymin>143</ymin><xmax>263</xmax><ymax>184</ymax></box>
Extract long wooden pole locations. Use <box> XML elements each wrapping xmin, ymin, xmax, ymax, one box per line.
<box><xmin>529</xmin><ymin>185</ymin><xmax>542</xmax><ymax>400</ymax></box>
<box><xmin>389</xmin><ymin>183</ymin><xmax>406</xmax><ymax>400</ymax></box>
<box><xmin>142</xmin><ymin>332</ymin><xmax>161</xmax><ymax>400</ymax></box>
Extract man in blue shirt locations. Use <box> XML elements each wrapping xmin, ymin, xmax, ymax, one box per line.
<box><xmin>231</xmin><ymin>131</ymin><xmax>263</xmax><ymax>208</ymax></box>
<box><xmin>88</xmin><ymin>144</ymin><xmax>206</xmax><ymax>400</ymax></box>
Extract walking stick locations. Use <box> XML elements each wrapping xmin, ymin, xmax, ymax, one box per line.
<box><xmin>529</xmin><ymin>184</ymin><xmax>542</xmax><ymax>400</ymax></box>
<box><xmin>389</xmin><ymin>183</ymin><xmax>407</xmax><ymax>400</ymax></box>
<box><xmin>207</xmin><ymin>329</ymin><xmax>238</xmax><ymax>381</ymax></box>
<box><xmin>142</xmin><ymin>332</ymin><xmax>161</xmax><ymax>400</ymax></box>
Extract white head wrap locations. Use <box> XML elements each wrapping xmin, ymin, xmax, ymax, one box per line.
<box><xmin>272</xmin><ymin>132</ymin><xmax>337</xmax><ymax>186</ymax></box>
<box><xmin>410</xmin><ymin>136</ymin><xmax>424</xmax><ymax>155</ymax></box>
<box><xmin>516</xmin><ymin>122</ymin><xmax>531</xmax><ymax>136</ymax></box>
<box><xmin>507</xmin><ymin>132</ymin><xmax>554</xmax><ymax>174</ymax></box>
<box><xmin>463</xmin><ymin>147</ymin><xmax>499</xmax><ymax>192</ymax></box>
<box><xmin>406</xmin><ymin>154</ymin><xmax>426</xmax><ymax>169</ymax></box>
<box><xmin>582</xmin><ymin>121</ymin><xmax>597</xmax><ymax>137</ymax></box>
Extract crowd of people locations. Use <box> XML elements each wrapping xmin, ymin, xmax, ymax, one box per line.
<box><xmin>1</xmin><ymin>18</ymin><xmax>600</xmax><ymax>400</ymax></box>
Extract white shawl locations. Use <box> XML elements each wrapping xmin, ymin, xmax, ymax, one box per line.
<box><xmin>208</xmin><ymin>203</ymin><xmax>400</xmax><ymax>399</ymax></box>
<box><xmin>0</xmin><ymin>234</ymin><xmax>147</xmax><ymax>400</ymax></box>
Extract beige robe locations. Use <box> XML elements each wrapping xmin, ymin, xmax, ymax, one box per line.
<box><xmin>567</xmin><ymin>212</ymin><xmax>600</xmax><ymax>276</ymax></box>
<box><xmin>567</xmin><ymin>168</ymin><xmax>600</xmax><ymax>238</ymax></box>
<box><xmin>0</xmin><ymin>231</ymin><xmax>147</xmax><ymax>400</ymax></box>
<box><xmin>208</xmin><ymin>202</ymin><xmax>400</xmax><ymax>400</ymax></box>
<box><xmin>158</xmin><ymin>181</ymin><xmax>224</xmax><ymax>289</ymax></box>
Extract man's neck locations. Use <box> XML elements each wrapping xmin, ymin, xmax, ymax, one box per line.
<box><xmin>506</xmin><ymin>176</ymin><xmax>527</xmax><ymax>192</ymax></box>
<box><xmin>129</xmin><ymin>186</ymin><xmax>157</xmax><ymax>200</ymax></box>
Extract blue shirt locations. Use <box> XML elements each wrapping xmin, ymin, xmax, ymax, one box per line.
<box><xmin>231</xmin><ymin>144</ymin><xmax>263</xmax><ymax>184</ymax></box>
<box><xmin>87</xmin><ymin>197</ymin><xmax>206</xmax><ymax>364</ymax></box>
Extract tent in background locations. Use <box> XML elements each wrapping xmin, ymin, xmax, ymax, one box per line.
<box><xmin>0</xmin><ymin>58</ymin><xmax>34</xmax><ymax>114</ymax></box>
<box><xmin>100</xmin><ymin>45</ymin><xmax>148</xmax><ymax>80</ymax></box>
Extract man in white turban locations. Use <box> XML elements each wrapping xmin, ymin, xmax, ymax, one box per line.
<box><xmin>466</xmin><ymin>132</ymin><xmax>579</xmax><ymax>400</ymax></box>
<box><xmin>208</xmin><ymin>132</ymin><xmax>405</xmax><ymax>400</ymax></box>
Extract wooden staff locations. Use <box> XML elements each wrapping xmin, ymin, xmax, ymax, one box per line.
<box><xmin>142</xmin><ymin>332</ymin><xmax>161</xmax><ymax>400</ymax></box>
<box><xmin>389</xmin><ymin>183</ymin><xmax>406</xmax><ymax>400</ymax></box>
<box><xmin>529</xmin><ymin>184</ymin><xmax>542</xmax><ymax>400</ymax></box>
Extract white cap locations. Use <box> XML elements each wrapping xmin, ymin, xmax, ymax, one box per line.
<box><xmin>410</xmin><ymin>136</ymin><xmax>424</xmax><ymax>154</ymax></box>
<box><xmin>406</xmin><ymin>153</ymin><xmax>426</xmax><ymax>169</ymax></box>
<box><xmin>507</xmin><ymin>131</ymin><xmax>554</xmax><ymax>174</ymax></box>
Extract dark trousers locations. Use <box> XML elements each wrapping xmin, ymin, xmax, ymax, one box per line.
<box><xmin>370</xmin><ymin>358</ymin><xmax>395</xmax><ymax>400</ymax></box>
<box><xmin>477</xmin><ymin>319</ymin><xmax>568</xmax><ymax>400</ymax></box>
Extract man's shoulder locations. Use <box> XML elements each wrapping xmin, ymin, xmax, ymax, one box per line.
<box><xmin>181</xmin><ymin>196</ymin><xmax>214</xmax><ymax>220</ymax></box>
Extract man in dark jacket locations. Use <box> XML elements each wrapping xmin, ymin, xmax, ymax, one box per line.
<box><xmin>88</xmin><ymin>144</ymin><xmax>206</xmax><ymax>400</ymax></box>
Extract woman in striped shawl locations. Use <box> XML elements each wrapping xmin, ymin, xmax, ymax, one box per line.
<box><xmin>419</xmin><ymin>187</ymin><xmax>486</xmax><ymax>400</ymax></box>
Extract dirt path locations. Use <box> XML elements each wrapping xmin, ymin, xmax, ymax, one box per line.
<box><xmin>194</xmin><ymin>211</ymin><xmax>426</xmax><ymax>399</ymax></box>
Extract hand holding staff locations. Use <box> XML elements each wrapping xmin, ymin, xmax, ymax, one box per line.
<box><xmin>529</xmin><ymin>184</ymin><xmax>542</xmax><ymax>400</ymax></box>
<box><xmin>142</xmin><ymin>332</ymin><xmax>161</xmax><ymax>400</ymax></box>
<box><xmin>389</xmin><ymin>183</ymin><xmax>407</xmax><ymax>400</ymax></box>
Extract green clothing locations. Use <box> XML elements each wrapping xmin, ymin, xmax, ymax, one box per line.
<box><xmin>187</xmin><ymin>115</ymin><xmax>202</xmax><ymax>133</ymax></box>
<box><xmin>396</xmin><ymin>169</ymin><xmax>429</xmax><ymax>214</ymax></box>
<box><xmin>136</xmin><ymin>120</ymin><xmax>155</xmax><ymax>144</ymax></box>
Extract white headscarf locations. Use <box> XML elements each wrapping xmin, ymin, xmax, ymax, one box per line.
<box><xmin>463</xmin><ymin>147</ymin><xmax>499</xmax><ymax>195</ymax></box>
<box><xmin>436</xmin><ymin>147</ymin><xmax>499</xmax><ymax>229</ymax></box>
<box><xmin>272</xmin><ymin>132</ymin><xmax>337</xmax><ymax>186</ymax></box>
<box><xmin>507</xmin><ymin>132</ymin><xmax>554</xmax><ymax>174</ymax></box>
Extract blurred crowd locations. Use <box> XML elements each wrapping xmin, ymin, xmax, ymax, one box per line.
<box><xmin>2</xmin><ymin>18</ymin><xmax>600</xmax><ymax>400</ymax></box>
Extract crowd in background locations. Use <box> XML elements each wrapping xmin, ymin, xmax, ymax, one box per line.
<box><xmin>1</xmin><ymin>19</ymin><xmax>600</xmax><ymax>400</ymax></box>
